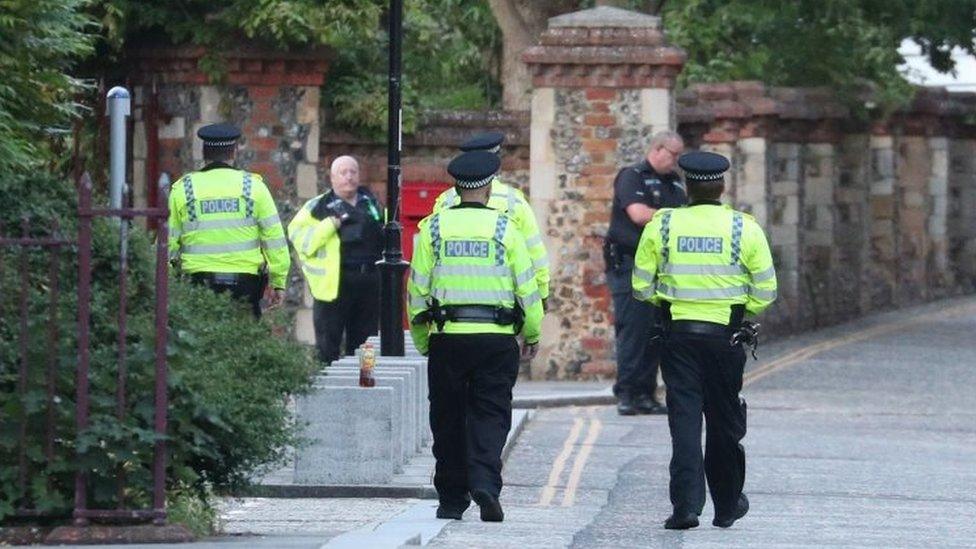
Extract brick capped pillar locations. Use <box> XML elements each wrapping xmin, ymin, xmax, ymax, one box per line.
<box><xmin>522</xmin><ymin>6</ymin><xmax>685</xmax><ymax>379</ymax></box>
<box><xmin>129</xmin><ymin>46</ymin><xmax>331</xmax><ymax>342</ymax></box>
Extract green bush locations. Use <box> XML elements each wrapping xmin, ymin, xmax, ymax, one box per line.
<box><xmin>0</xmin><ymin>172</ymin><xmax>316</xmax><ymax>521</ymax></box>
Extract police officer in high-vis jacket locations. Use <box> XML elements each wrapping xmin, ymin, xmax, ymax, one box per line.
<box><xmin>408</xmin><ymin>150</ymin><xmax>544</xmax><ymax>523</ymax></box>
<box><xmin>168</xmin><ymin>123</ymin><xmax>290</xmax><ymax>318</ymax></box>
<box><xmin>288</xmin><ymin>155</ymin><xmax>384</xmax><ymax>364</ymax></box>
<box><xmin>432</xmin><ymin>132</ymin><xmax>550</xmax><ymax>305</ymax></box>
<box><xmin>632</xmin><ymin>151</ymin><xmax>776</xmax><ymax>530</ymax></box>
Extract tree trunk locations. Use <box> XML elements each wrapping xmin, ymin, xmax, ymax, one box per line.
<box><xmin>488</xmin><ymin>0</ymin><xmax>535</xmax><ymax>111</ymax></box>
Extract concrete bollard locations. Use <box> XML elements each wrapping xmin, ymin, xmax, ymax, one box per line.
<box><xmin>294</xmin><ymin>386</ymin><xmax>395</xmax><ymax>485</ymax></box>
<box><xmin>331</xmin><ymin>357</ymin><xmax>430</xmax><ymax>446</ymax></box>
<box><xmin>323</xmin><ymin>366</ymin><xmax>420</xmax><ymax>453</ymax></box>
<box><xmin>316</xmin><ymin>375</ymin><xmax>408</xmax><ymax>471</ymax></box>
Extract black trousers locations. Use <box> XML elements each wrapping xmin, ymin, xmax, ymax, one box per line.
<box><xmin>190</xmin><ymin>272</ymin><xmax>263</xmax><ymax>318</ymax></box>
<box><xmin>661</xmin><ymin>331</ymin><xmax>748</xmax><ymax>518</ymax></box>
<box><xmin>608</xmin><ymin>266</ymin><xmax>662</xmax><ymax>400</ymax></box>
<box><xmin>312</xmin><ymin>269</ymin><xmax>380</xmax><ymax>363</ymax></box>
<box><xmin>427</xmin><ymin>333</ymin><xmax>520</xmax><ymax>509</ymax></box>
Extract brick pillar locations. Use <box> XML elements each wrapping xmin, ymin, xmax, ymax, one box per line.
<box><xmin>129</xmin><ymin>46</ymin><xmax>331</xmax><ymax>343</ymax></box>
<box><xmin>523</xmin><ymin>6</ymin><xmax>684</xmax><ymax>379</ymax></box>
<box><xmin>836</xmin><ymin>134</ymin><xmax>872</xmax><ymax>317</ymax></box>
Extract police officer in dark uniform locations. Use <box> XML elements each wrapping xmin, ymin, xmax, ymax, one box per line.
<box><xmin>308</xmin><ymin>155</ymin><xmax>384</xmax><ymax>362</ymax></box>
<box><xmin>605</xmin><ymin>131</ymin><xmax>686</xmax><ymax>415</ymax></box>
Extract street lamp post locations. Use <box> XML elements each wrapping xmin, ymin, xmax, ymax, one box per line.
<box><xmin>378</xmin><ymin>0</ymin><xmax>408</xmax><ymax>356</ymax></box>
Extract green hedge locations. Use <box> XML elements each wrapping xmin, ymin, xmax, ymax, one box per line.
<box><xmin>0</xmin><ymin>173</ymin><xmax>315</xmax><ymax>520</ymax></box>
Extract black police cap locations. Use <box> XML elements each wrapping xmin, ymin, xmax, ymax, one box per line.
<box><xmin>678</xmin><ymin>151</ymin><xmax>730</xmax><ymax>183</ymax></box>
<box><xmin>197</xmin><ymin>123</ymin><xmax>241</xmax><ymax>147</ymax></box>
<box><xmin>459</xmin><ymin>131</ymin><xmax>505</xmax><ymax>153</ymax></box>
<box><xmin>447</xmin><ymin>151</ymin><xmax>501</xmax><ymax>189</ymax></box>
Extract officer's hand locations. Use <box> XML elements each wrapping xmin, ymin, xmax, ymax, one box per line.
<box><xmin>521</xmin><ymin>342</ymin><xmax>538</xmax><ymax>361</ymax></box>
<box><xmin>265</xmin><ymin>288</ymin><xmax>286</xmax><ymax>310</ymax></box>
<box><xmin>542</xmin><ymin>298</ymin><xmax>548</xmax><ymax>313</ymax></box>
<box><xmin>329</xmin><ymin>215</ymin><xmax>344</xmax><ymax>229</ymax></box>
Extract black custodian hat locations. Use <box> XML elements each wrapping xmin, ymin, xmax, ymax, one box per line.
<box><xmin>459</xmin><ymin>131</ymin><xmax>505</xmax><ymax>153</ymax></box>
<box><xmin>197</xmin><ymin>123</ymin><xmax>241</xmax><ymax>147</ymax></box>
<box><xmin>447</xmin><ymin>151</ymin><xmax>501</xmax><ymax>189</ymax></box>
<box><xmin>678</xmin><ymin>151</ymin><xmax>731</xmax><ymax>183</ymax></box>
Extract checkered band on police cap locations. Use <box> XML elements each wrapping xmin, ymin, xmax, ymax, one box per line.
<box><xmin>197</xmin><ymin>123</ymin><xmax>241</xmax><ymax>147</ymax></box>
<box><xmin>447</xmin><ymin>151</ymin><xmax>500</xmax><ymax>189</ymax></box>
<box><xmin>678</xmin><ymin>150</ymin><xmax>731</xmax><ymax>183</ymax></box>
<box><xmin>459</xmin><ymin>131</ymin><xmax>505</xmax><ymax>153</ymax></box>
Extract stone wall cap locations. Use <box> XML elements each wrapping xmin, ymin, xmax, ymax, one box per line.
<box><xmin>549</xmin><ymin>6</ymin><xmax>661</xmax><ymax>29</ymax></box>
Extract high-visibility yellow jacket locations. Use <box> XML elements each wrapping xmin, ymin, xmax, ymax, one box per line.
<box><xmin>407</xmin><ymin>204</ymin><xmax>544</xmax><ymax>355</ymax></box>
<box><xmin>632</xmin><ymin>203</ymin><xmax>777</xmax><ymax>324</ymax></box>
<box><xmin>434</xmin><ymin>179</ymin><xmax>550</xmax><ymax>299</ymax></box>
<box><xmin>168</xmin><ymin>165</ymin><xmax>290</xmax><ymax>289</ymax></box>
<box><xmin>287</xmin><ymin>194</ymin><xmax>342</xmax><ymax>302</ymax></box>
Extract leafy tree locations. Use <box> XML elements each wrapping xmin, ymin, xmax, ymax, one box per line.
<box><xmin>661</xmin><ymin>0</ymin><xmax>976</xmax><ymax>112</ymax></box>
<box><xmin>0</xmin><ymin>0</ymin><xmax>95</xmax><ymax>175</ymax></box>
<box><xmin>326</xmin><ymin>0</ymin><xmax>501</xmax><ymax>138</ymax></box>
<box><xmin>489</xmin><ymin>0</ymin><xmax>976</xmax><ymax>114</ymax></box>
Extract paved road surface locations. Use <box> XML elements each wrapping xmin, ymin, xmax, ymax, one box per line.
<box><xmin>428</xmin><ymin>297</ymin><xmax>976</xmax><ymax>547</ymax></box>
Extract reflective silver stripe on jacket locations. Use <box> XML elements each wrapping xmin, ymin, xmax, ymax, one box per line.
<box><xmin>410</xmin><ymin>269</ymin><xmax>431</xmax><ymax>288</ymax></box>
<box><xmin>514</xmin><ymin>267</ymin><xmax>534</xmax><ymax>287</ymax></box>
<box><xmin>257</xmin><ymin>214</ymin><xmax>281</xmax><ymax>229</ymax></box>
<box><xmin>442</xmin><ymin>191</ymin><xmax>457</xmax><ymax>208</ymax></box>
<box><xmin>532</xmin><ymin>256</ymin><xmax>550</xmax><ymax>270</ymax></box>
<box><xmin>518</xmin><ymin>291</ymin><xmax>541</xmax><ymax>310</ymax></box>
<box><xmin>261</xmin><ymin>237</ymin><xmax>288</xmax><ymax>250</ymax></box>
<box><xmin>302</xmin><ymin>262</ymin><xmax>328</xmax><ymax>276</ymax></box>
<box><xmin>525</xmin><ymin>234</ymin><xmax>544</xmax><ymax>248</ymax></box>
<box><xmin>659</xmin><ymin>263</ymin><xmax>747</xmax><ymax>276</ymax></box>
<box><xmin>750</xmin><ymin>265</ymin><xmax>776</xmax><ymax>283</ymax></box>
<box><xmin>432</xmin><ymin>265</ymin><xmax>510</xmax><ymax>278</ymax></box>
<box><xmin>410</xmin><ymin>295</ymin><xmax>429</xmax><ymax>309</ymax></box>
<box><xmin>432</xmin><ymin>288</ymin><xmax>515</xmax><ymax>303</ymax></box>
<box><xmin>656</xmin><ymin>283</ymin><xmax>748</xmax><ymax>300</ymax></box>
<box><xmin>633</xmin><ymin>266</ymin><xmax>656</xmax><ymax>284</ymax></box>
<box><xmin>184</xmin><ymin>218</ymin><xmax>257</xmax><ymax>232</ymax></box>
<box><xmin>182</xmin><ymin>240</ymin><xmax>261</xmax><ymax>254</ymax></box>
<box><xmin>633</xmin><ymin>286</ymin><xmax>656</xmax><ymax>301</ymax></box>
<box><xmin>749</xmin><ymin>287</ymin><xmax>777</xmax><ymax>300</ymax></box>
<box><xmin>169</xmin><ymin>226</ymin><xmax>182</xmax><ymax>241</ymax></box>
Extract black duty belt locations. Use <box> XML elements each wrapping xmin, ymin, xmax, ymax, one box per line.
<box><xmin>443</xmin><ymin>305</ymin><xmax>517</xmax><ymax>325</ymax></box>
<box><xmin>670</xmin><ymin>320</ymin><xmax>734</xmax><ymax>338</ymax></box>
<box><xmin>190</xmin><ymin>272</ymin><xmax>260</xmax><ymax>286</ymax></box>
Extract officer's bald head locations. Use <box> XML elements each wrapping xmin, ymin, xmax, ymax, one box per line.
<box><xmin>330</xmin><ymin>155</ymin><xmax>360</xmax><ymax>200</ymax></box>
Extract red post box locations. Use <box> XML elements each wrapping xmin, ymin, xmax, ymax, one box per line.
<box><xmin>400</xmin><ymin>180</ymin><xmax>452</xmax><ymax>261</ymax></box>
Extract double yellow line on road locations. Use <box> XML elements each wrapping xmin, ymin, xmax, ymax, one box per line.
<box><xmin>537</xmin><ymin>407</ymin><xmax>603</xmax><ymax>508</ymax></box>
<box><xmin>535</xmin><ymin>298</ymin><xmax>976</xmax><ymax>508</ymax></box>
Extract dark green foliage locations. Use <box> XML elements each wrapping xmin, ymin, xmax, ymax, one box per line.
<box><xmin>0</xmin><ymin>173</ymin><xmax>315</xmax><ymax>520</ymax></box>
<box><xmin>659</xmin><ymin>0</ymin><xmax>976</xmax><ymax>113</ymax></box>
<box><xmin>0</xmin><ymin>0</ymin><xmax>95</xmax><ymax>174</ymax></box>
<box><xmin>325</xmin><ymin>0</ymin><xmax>502</xmax><ymax>137</ymax></box>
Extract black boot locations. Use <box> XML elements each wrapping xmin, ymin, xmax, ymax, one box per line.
<box><xmin>664</xmin><ymin>511</ymin><xmax>699</xmax><ymax>530</ymax></box>
<box><xmin>471</xmin><ymin>489</ymin><xmax>504</xmax><ymax>522</ymax></box>
<box><xmin>713</xmin><ymin>494</ymin><xmax>749</xmax><ymax>528</ymax></box>
<box><xmin>635</xmin><ymin>394</ymin><xmax>667</xmax><ymax>415</ymax></box>
<box><xmin>617</xmin><ymin>394</ymin><xmax>638</xmax><ymax>416</ymax></box>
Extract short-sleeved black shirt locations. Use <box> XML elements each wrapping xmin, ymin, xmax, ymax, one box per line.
<box><xmin>607</xmin><ymin>159</ymin><xmax>687</xmax><ymax>255</ymax></box>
